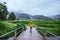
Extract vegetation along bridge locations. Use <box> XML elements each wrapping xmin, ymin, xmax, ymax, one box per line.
<box><xmin>0</xmin><ymin>26</ymin><xmax>60</xmax><ymax>40</ymax></box>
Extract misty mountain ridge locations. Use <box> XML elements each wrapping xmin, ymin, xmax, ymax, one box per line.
<box><xmin>11</xmin><ymin>11</ymin><xmax>60</xmax><ymax>20</ymax></box>
<box><xmin>50</xmin><ymin>15</ymin><xmax>60</xmax><ymax>20</ymax></box>
<box><xmin>14</xmin><ymin>12</ymin><xmax>52</xmax><ymax>20</ymax></box>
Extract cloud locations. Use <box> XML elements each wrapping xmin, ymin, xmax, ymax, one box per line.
<box><xmin>0</xmin><ymin>0</ymin><xmax>60</xmax><ymax>16</ymax></box>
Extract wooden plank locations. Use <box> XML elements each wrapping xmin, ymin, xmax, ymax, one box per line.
<box><xmin>17</xmin><ymin>27</ymin><xmax>44</xmax><ymax>40</ymax></box>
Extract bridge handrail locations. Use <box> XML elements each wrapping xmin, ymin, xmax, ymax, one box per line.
<box><xmin>46</xmin><ymin>30</ymin><xmax>60</xmax><ymax>39</ymax></box>
<box><xmin>0</xmin><ymin>27</ymin><xmax>21</xmax><ymax>38</ymax></box>
<box><xmin>37</xmin><ymin>27</ymin><xmax>60</xmax><ymax>40</ymax></box>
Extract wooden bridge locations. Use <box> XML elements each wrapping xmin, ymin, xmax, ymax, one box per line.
<box><xmin>16</xmin><ymin>27</ymin><xmax>44</xmax><ymax>40</ymax></box>
<box><xmin>0</xmin><ymin>26</ymin><xmax>60</xmax><ymax>40</ymax></box>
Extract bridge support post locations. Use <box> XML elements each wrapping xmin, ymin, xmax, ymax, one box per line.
<box><xmin>36</xmin><ymin>25</ymin><xmax>39</xmax><ymax>30</ymax></box>
<box><xmin>43</xmin><ymin>29</ymin><xmax>46</xmax><ymax>40</ymax></box>
<box><xmin>14</xmin><ymin>29</ymin><xmax>17</xmax><ymax>40</ymax></box>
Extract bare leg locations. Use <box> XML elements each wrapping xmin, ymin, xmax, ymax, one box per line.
<box><xmin>30</xmin><ymin>27</ymin><xmax>32</xmax><ymax>33</ymax></box>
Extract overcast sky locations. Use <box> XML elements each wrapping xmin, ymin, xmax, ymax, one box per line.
<box><xmin>0</xmin><ymin>0</ymin><xmax>60</xmax><ymax>16</ymax></box>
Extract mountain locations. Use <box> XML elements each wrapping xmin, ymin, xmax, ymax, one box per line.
<box><xmin>15</xmin><ymin>13</ymin><xmax>30</xmax><ymax>20</ymax></box>
<box><xmin>50</xmin><ymin>15</ymin><xmax>60</xmax><ymax>20</ymax></box>
<box><xmin>15</xmin><ymin>13</ymin><xmax>52</xmax><ymax>20</ymax></box>
<box><xmin>32</xmin><ymin>15</ymin><xmax>52</xmax><ymax>20</ymax></box>
<box><xmin>15</xmin><ymin>13</ymin><xmax>21</xmax><ymax>20</ymax></box>
<box><xmin>13</xmin><ymin>11</ymin><xmax>52</xmax><ymax>20</ymax></box>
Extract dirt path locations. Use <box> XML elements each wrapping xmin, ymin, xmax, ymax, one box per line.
<box><xmin>17</xmin><ymin>27</ymin><xmax>44</xmax><ymax>40</ymax></box>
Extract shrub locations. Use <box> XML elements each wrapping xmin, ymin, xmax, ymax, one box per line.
<box><xmin>0</xmin><ymin>22</ymin><xmax>5</xmax><ymax>28</ymax></box>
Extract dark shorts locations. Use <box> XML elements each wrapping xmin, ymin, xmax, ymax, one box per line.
<box><xmin>30</xmin><ymin>27</ymin><xmax>32</xmax><ymax>29</ymax></box>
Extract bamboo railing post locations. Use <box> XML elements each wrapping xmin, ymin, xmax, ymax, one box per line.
<box><xmin>14</xmin><ymin>29</ymin><xmax>17</xmax><ymax>40</ymax></box>
<box><xmin>43</xmin><ymin>28</ymin><xmax>46</xmax><ymax>40</ymax></box>
<box><xmin>37</xmin><ymin>25</ymin><xmax>39</xmax><ymax>30</ymax></box>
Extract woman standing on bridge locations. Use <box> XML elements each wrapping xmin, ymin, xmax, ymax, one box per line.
<box><xmin>29</xmin><ymin>21</ymin><xmax>33</xmax><ymax>33</ymax></box>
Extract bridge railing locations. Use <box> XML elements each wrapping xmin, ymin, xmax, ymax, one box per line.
<box><xmin>0</xmin><ymin>26</ymin><xmax>26</xmax><ymax>40</ymax></box>
<box><xmin>37</xmin><ymin>26</ymin><xmax>60</xmax><ymax>40</ymax></box>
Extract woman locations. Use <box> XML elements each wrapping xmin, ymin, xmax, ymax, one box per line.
<box><xmin>29</xmin><ymin>21</ymin><xmax>33</xmax><ymax>33</ymax></box>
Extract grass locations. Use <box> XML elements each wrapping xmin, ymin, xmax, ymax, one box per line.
<box><xmin>31</xmin><ymin>20</ymin><xmax>60</xmax><ymax>36</ymax></box>
<box><xmin>39</xmin><ymin>27</ymin><xmax>59</xmax><ymax>35</ymax></box>
<box><xmin>0</xmin><ymin>21</ymin><xmax>16</xmax><ymax>35</ymax></box>
<box><xmin>39</xmin><ymin>26</ymin><xmax>60</xmax><ymax>36</ymax></box>
<box><xmin>0</xmin><ymin>20</ymin><xmax>26</xmax><ymax>39</ymax></box>
<box><xmin>0</xmin><ymin>20</ymin><xmax>60</xmax><ymax>38</ymax></box>
<box><xmin>8</xmin><ymin>20</ymin><xmax>60</xmax><ymax>36</ymax></box>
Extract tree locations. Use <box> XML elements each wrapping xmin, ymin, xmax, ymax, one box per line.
<box><xmin>0</xmin><ymin>3</ymin><xmax>8</xmax><ymax>20</ymax></box>
<box><xmin>8</xmin><ymin>12</ymin><xmax>16</xmax><ymax>20</ymax></box>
